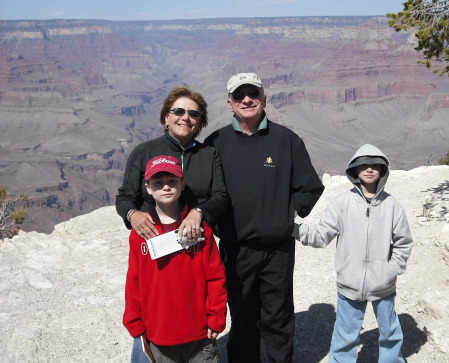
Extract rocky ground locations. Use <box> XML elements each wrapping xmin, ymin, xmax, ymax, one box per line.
<box><xmin>0</xmin><ymin>165</ymin><xmax>448</xmax><ymax>362</ymax></box>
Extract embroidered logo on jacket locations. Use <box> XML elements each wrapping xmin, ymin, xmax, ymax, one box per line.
<box><xmin>264</xmin><ymin>156</ymin><xmax>275</xmax><ymax>168</ymax></box>
<box><xmin>141</xmin><ymin>242</ymin><xmax>149</xmax><ymax>255</ymax></box>
<box><xmin>184</xmin><ymin>241</ymin><xmax>202</xmax><ymax>254</ymax></box>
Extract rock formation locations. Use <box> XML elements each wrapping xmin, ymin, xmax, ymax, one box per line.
<box><xmin>0</xmin><ymin>17</ymin><xmax>448</xmax><ymax>233</ymax></box>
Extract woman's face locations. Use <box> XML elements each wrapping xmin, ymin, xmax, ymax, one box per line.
<box><xmin>164</xmin><ymin>97</ymin><xmax>201</xmax><ymax>147</ymax></box>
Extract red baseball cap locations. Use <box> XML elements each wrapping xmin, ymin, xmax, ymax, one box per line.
<box><xmin>145</xmin><ymin>155</ymin><xmax>183</xmax><ymax>180</ymax></box>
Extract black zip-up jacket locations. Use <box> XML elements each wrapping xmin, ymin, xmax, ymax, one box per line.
<box><xmin>116</xmin><ymin>132</ymin><xmax>229</xmax><ymax>229</ymax></box>
<box><xmin>205</xmin><ymin>120</ymin><xmax>324</xmax><ymax>243</ymax></box>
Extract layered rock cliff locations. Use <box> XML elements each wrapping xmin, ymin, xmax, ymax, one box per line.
<box><xmin>0</xmin><ymin>17</ymin><xmax>448</xmax><ymax>233</ymax></box>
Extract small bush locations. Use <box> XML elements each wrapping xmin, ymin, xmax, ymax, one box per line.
<box><xmin>0</xmin><ymin>186</ymin><xmax>28</xmax><ymax>240</ymax></box>
<box><xmin>437</xmin><ymin>151</ymin><xmax>449</xmax><ymax>165</ymax></box>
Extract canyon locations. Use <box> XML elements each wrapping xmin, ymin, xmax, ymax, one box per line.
<box><xmin>0</xmin><ymin>17</ymin><xmax>448</xmax><ymax>233</ymax></box>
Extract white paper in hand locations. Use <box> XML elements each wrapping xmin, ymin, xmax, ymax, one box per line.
<box><xmin>146</xmin><ymin>230</ymin><xmax>199</xmax><ymax>260</ymax></box>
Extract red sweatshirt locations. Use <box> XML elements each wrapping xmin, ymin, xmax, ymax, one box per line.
<box><xmin>123</xmin><ymin>207</ymin><xmax>227</xmax><ymax>345</ymax></box>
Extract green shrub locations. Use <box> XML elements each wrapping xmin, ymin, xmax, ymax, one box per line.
<box><xmin>0</xmin><ymin>186</ymin><xmax>28</xmax><ymax>240</ymax></box>
<box><xmin>437</xmin><ymin>151</ymin><xmax>449</xmax><ymax>165</ymax></box>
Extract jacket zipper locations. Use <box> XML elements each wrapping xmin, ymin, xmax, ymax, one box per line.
<box><xmin>181</xmin><ymin>150</ymin><xmax>185</xmax><ymax>170</ymax></box>
<box><xmin>165</xmin><ymin>131</ymin><xmax>192</xmax><ymax>172</ymax></box>
<box><xmin>362</xmin><ymin>201</ymin><xmax>371</xmax><ymax>300</ymax></box>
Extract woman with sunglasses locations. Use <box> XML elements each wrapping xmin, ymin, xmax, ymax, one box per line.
<box><xmin>116</xmin><ymin>85</ymin><xmax>228</xmax><ymax>241</ymax></box>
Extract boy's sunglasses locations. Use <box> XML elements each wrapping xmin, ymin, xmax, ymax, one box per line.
<box><xmin>170</xmin><ymin>108</ymin><xmax>201</xmax><ymax>118</ymax></box>
<box><xmin>231</xmin><ymin>88</ymin><xmax>260</xmax><ymax>101</ymax></box>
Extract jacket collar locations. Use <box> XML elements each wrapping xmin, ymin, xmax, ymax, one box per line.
<box><xmin>147</xmin><ymin>196</ymin><xmax>189</xmax><ymax>226</ymax></box>
<box><xmin>164</xmin><ymin>131</ymin><xmax>197</xmax><ymax>151</ymax></box>
<box><xmin>231</xmin><ymin>112</ymin><xmax>268</xmax><ymax>135</ymax></box>
<box><xmin>352</xmin><ymin>185</ymin><xmax>387</xmax><ymax>206</ymax></box>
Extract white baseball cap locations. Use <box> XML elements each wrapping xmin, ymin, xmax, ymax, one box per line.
<box><xmin>227</xmin><ymin>73</ymin><xmax>263</xmax><ymax>93</ymax></box>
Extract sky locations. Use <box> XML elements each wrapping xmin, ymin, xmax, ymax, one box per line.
<box><xmin>0</xmin><ymin>0</ymin><xmax>405</xmax><ymax>21</ymax></box>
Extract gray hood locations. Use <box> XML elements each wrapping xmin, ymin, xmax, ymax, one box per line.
<box><xmin>346</xmin><ymin>144</ymin><xmax>390</xmax><ymax>195</ymax></box>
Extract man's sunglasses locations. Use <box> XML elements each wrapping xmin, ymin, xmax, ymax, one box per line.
<box><xmin>170</xmin><ymin>108</ymin><xmax>201</xmax><ymax>118</ymax></box>
<box><xmin>231</xmin><ymin>88</ymin><xmax>260</xmax><ymax>101</ymax></box>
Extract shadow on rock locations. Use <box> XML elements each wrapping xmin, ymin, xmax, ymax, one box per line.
<box><xmin>293</xmin><ymin>303</ymin><xmax>336</xmax><ymax>362</ymax></box>
<box><xmin>358</xmin><ymin>313</ymin><xmax>428</xmax><ymax>363</ymax></box>
<box><xmin>217</xmin><ymin>303</ymin><xmax>336</xmax><ymax>363</ymax></box>
<box><xmin>218</xmin><ymin>310</ymin><xmax>427</xmax><ymax>363</ymax></box>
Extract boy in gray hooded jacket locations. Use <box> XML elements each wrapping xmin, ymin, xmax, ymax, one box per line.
<box><xmin>294</xmin><ymin>144</ymin><xmax>413</xmax><ymax>363</ymax></box>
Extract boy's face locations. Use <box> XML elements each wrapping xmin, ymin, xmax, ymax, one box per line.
<box><xmin>357</xmin><ymin>164</ymin><xmax>382</xmax><ymax>186</ymax></box>
<box><xmin>145</xmin><ymin>173</ymin><xmax>185</xmax><ymax>206</ymax></box>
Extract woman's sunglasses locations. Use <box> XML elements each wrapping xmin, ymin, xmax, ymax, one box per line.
<box><xmin>170</xmin><ymin>108</ymin><xmax>201</xmax><ymax>118</ymax></box>
<box><xmin>231</xmin><ymin>88</ymin><xmax>260</xmax><ymax>101</ymax></box>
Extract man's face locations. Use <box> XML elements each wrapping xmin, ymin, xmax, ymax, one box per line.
<box><xmin>227</xmin><ymin>85</ymin><xmax>266</xmax><ymax>123</ymax></box>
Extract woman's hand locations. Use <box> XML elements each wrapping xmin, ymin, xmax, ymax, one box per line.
<box><xmin>130</xmin><ymin>211</ymin><xmax>158</xmax><ymax>239</ymax></box>
<box><xmin>178</xmin><ymin>209</ymin><xmax>202</xmax><ymax>241</ymax></box>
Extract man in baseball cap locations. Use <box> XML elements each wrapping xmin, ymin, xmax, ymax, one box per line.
<box><xmin>204</xmin><ymin>73</ymin><xmax>324</xmax><ymax>362</ymax></box>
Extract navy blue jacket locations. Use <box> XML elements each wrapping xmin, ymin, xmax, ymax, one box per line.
<box><xmin>116</xmin><ymin>132</ymin><xmax>228</xmax><ymax>228</ymax></box>
<box><xmin>205</xmin><ymin>119</ymin><xmax>324</xmax><ymax>243</ymax></box>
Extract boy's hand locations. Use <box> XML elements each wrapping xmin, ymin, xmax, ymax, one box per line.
<box><xmin>130</xmin><ymin>211</ymin><xmax>159</xmax><ymax>239</ymax></box>
<box><xmin>207</xmin><ymin>328</ymin><xmax>218</xmax><ymax>339</ymax></box>
<box><xmin>178</xmin><ymin>209</ymin><xmax>202</xmax><ymax>241</ymax></box>
<box><xmin>293</xmin><ymin>223</ymin><xmax>309</xmax><ymax>246</ymax></box>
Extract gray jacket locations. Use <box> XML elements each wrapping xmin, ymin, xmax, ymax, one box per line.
<box><xmin>297</xmin><ymin>144</ymin><xmax>413</xmax><ymax>301</ymax></box>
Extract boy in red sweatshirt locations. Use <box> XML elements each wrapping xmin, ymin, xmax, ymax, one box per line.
<box><xmin>123</xmin><ymin>155</ymin><xmax>227</xmax><ymax>363</ymax></box>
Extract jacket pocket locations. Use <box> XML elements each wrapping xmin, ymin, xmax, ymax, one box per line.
<box><xmin>336</xmin><ymin>255</ymin><xmax>365</xmax><ymax>294</ymax></box>
<box><xmin>365</xmin><ymin>260</ymin><xmax>397</xmax><ymax>294</ymax></box>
